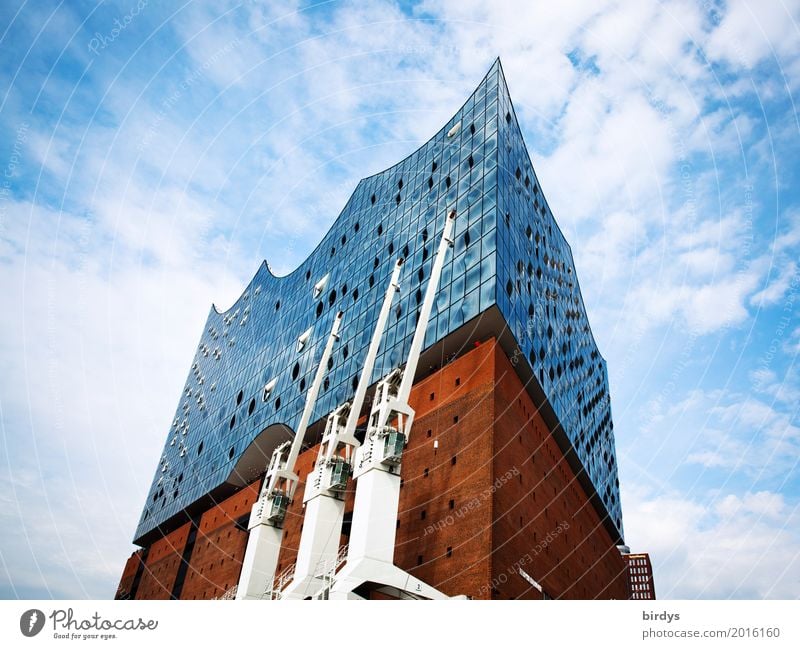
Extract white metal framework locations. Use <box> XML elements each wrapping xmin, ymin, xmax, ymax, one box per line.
<box><xmin>238</xmin><ymin>210</ymin><xmax>459</xmax><ymax>601</ymax></box>
<box><xmin>327</xmin><ymin>209</ymin><xmax>458</xmax><ymax>600</ymax></box>
<box><xmin>236</xmin><ymin>312</ymin><xmax>343</xmax><ymax>600</ymax></box>
<box><xmin>280</xmin><ymin>260</ymin><xmax>404</xmax><ymax>599</ymax></box>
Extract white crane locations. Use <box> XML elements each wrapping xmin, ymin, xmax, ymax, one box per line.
<box><xmin>236</xmin><ymin>312</ymin><xmax>343</xmax><ymax>600</ymax></box>
<box><xmin>280</xmin><ymin>260</ymin><xmax>404</xmax><ymax>599</ymax></box>
<box><xmin>326</xmin><ymin>209</ymin><xmax>458</xmax><ymax>600</ymax></box>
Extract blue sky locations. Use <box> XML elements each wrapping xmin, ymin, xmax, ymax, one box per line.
<box><xmin>0</xmin><ymin>0</ymin><xmax>798</xmax><ymax>599</ymax></box>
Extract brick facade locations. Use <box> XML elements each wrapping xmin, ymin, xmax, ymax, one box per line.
<box><xmin>118</xmin><ymin>338</ymin><xmax>628</xmax><ymax>600</ymax></box>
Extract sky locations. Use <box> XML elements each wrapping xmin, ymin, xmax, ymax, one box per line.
<box><xmin>0</xmin><ymin>0</ymin><xmax>798</xmax><ymax>600</ymax></box>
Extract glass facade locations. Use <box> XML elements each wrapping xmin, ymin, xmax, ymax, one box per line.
<box><xmin>134</xmin><ymin>60</ymin><xmax>623</xmax><ymax>544</ymax></box>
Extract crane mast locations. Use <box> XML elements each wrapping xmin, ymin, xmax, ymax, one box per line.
<box><xmin>235</xmin><ymin>312</ymin><xmax>343</xmax><ymax>599</ymax></box>
<box><xmin>280</xmin><ymin>260</ymin><xmax>404</xmax><ymax>599</ymax></box>
<box><xmin>327</xmin><ymin>209</ymin><xmax>458</xmax><ymax>600</ymax></box>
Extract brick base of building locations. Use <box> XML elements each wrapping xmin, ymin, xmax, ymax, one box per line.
<box><xmin>116</xmin><ymin>338</ymin><xmax>628</xmax><ymax>600</ymax></box>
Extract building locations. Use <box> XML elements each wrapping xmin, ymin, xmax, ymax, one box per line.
<box><xmin>116</xmin><ymin>59</ymin><xmax>629</xmax><ymax>600</ymax></box>
<box><xmin>624</xmin><ymin>552</ymin><xmax>657</xmax><ymax>600</ymax></box>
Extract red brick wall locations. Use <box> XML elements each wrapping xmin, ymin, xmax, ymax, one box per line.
<box><xmin>489</xmin><ymin>343</ymin><xmax>628</xmax><ymax>599</ymax></box>
<box><xmin>395</xmin><ymin>339</ymin><xmax>495</xmax><ymax>599</ymax></box>
<box><xmin>115</xmin><ymin>550</ymin><xmax>143</xmax><ymax>599</ymax></box>
<box><xmin>134</xmin><ymin>522</ymin><xmax>190</xmax><ymax>599</ymax></box>
<box><xmin>120</xmin><ymin>338</ymin><xmax>628</xmax><ymax>601</ymax></box>
<box><xmin>180</xmin><ymin>482</ymin><xmax>260</xmax><ymax>600</ymax></box>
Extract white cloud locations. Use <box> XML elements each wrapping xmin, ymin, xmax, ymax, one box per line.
<box><xmin>0</xmin><ymin>197</ymin><xmax>244</xmax><ymax>597</ymax></box>
<box><xmin>624</xmin><ymin>485</ymin><xmax>800</xmax><ymax>598</ymax></box>
<box><xmin>705</xmin><ymin>0</ymin><xmax>800</xmax><ymax>70</ymax></box>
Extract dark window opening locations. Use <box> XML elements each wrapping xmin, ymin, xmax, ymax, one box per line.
<box><xmin>316</xmin><ymin>302</ymin><xmax>323</xmax><ymax>318</ymax></box>
<box><xmin>369</xmin><ymin>275</ymin><xmax>375</xmax><ymax>288</ymax></box>
<box><xmin>328</xmin><ymin>289</ymin><xmax>336</xmax><ymax>306</ymax></box>
<box><xmin>420</xmin><ymin>510</ymin><xmax>426</xmax><ymax>520</ymax></box>
<box><xmin>352</xmin><ymin>288</ymin><xmax>359</xmax><ymax>301</ymax></box>
<box><xmin>371</xmin><ymin>194</ymin><xmax>376</xmax><ymax>205</ymax></box>
<box><xmin>275</xmin><ymin>397</ymin><xmax>281</xmax><ymax>410</ymax></box>
<box><xmin>455</xmin><ymin>377</ymin><xmax>460</xmax><ymax>386</ymax></box>
<box><xmin>354</xmin><ymin>222</ymin><xmax>360</xmax><ymax>232</ymax></box>
<box><xmin>229</xmin><ymin>414</ymin><xmax>236</xmax><ymax>430</ymax></box>
<box><xmin>432</xmin><ymin>160</ymin><xmax>437</xmax><ymax>172</ymax></box>
<box><xmin>248</xmin><ymin>398</ymin><xmax>255</xmax><ymax>416</ymax></box>
<box><xmin>449</xmin><ymin>499</ymin><xmax>455</xmax><ymax>509</ymax></box>
<box><xmin>445</xmin><ymin>176</ymin><xmax>451</xmax><ymax>188</ymax></box>
<box><xmin>292</xmin><ymin>363</ymin><xmax>300</xmax><ymax>380</ymax></box>
<box><xmin>275</xmin><ymin>301</ymin><xmax>281</xmax><ymax>311</ymax></box>
<box><xmin>470</xmin><ymin>123</ymin><xmax>475</xmax><ymax>135</ymax></box>
<box><xmin>506</xmin><ymin>111</ymin><xmax>511</xmax><ymax>123</ymax></box>
<box><xmin>198</xmin><ymin>441</ymin><xmax>204</xmax><ymax>455</ymax></box>
<box><xmin>451</xmin><ymin>455</ymin><xmax>457</xmax><ymax>466</ymax></box>
<box><xmin>468</xmin><ymin>154</ymin><xmax>474</xmax><ymax>168</ymax></box>
<box><xmin>299</xmin><ymin>377</ymin><xmax>306</xmax><ymax>392</ymax></box>
<box><xmin>428</xmin><ymin>177</ymin><xmax>433</xmax><ymax>190</ymax></box>
<box><xmin>236</xmin><ymin>390</ymin><xmax>243</xmax><ymax>406</ymax></box>
<box><xmin>446</xmin><ymin>547</ymin><xmax>453</xmax><ymax>558</ymax></box>
<box><xmin>424</xmin><ymin>468</ymin><xmax>429</xmax><ymax>478</ymax></box>
<box><xmin>341</xmin><ymin>234</ymin><xmax>347</xmax><ymax>246</ymax></box>
<box><xmin>229</xmin><ymin>447</ymin><xmax>235</xmax><ymax>460</ymax></box>
<box><xmin>377</xmin><ymin>224</ymin><xmax>383</xmax><ymax>236</ymax></box>
<box><xmin>430</xmin><ymin>392</ymin><xmax>435</xmax><ymax>401</ymax></box>
<box><xmin>453</xmin><ymin>415</ymin><xmax>459</xmax><ymax>424</ymax></box>
<box><xmin>343</xmin><ymin>344</ymin><xmax>349</xmax><ymax>360</ymax></box>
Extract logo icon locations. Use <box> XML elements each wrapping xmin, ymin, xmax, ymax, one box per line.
<box><xmin>20</xmin><ymin>609</ymin><xmax>45</xmax><ymax>637</ymax></box>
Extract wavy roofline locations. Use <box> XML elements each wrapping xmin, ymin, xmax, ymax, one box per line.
<box><xmin>210</xmin><ymin>58</ymin><xmax>503</xmax><ymax>317</ymax></box>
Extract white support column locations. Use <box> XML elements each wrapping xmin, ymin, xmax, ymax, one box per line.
<box><xmin>329</xmin><ymin>210</ymin><xmax>457</xmax><ymax>600</ymax></box>
<box><xmin>236</xmin><ymin>312</ymin><xmax>343</xmax><ymax>600</ymax></box>
<box><xmin>281</xmin><ymin>261</ymin><xmax>404</xmax><ymax>599</ymax></box>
